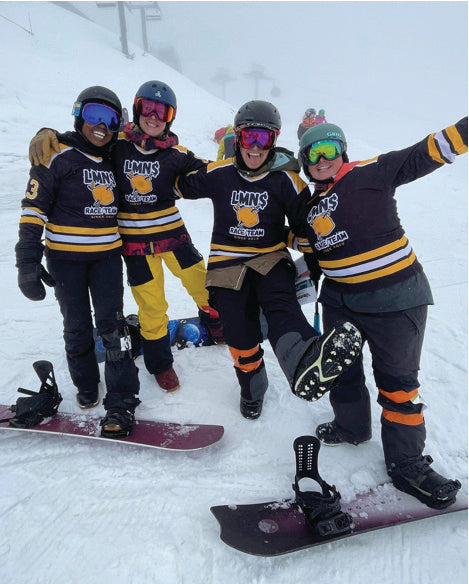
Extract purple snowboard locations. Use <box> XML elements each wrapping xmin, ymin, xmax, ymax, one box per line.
<box><xmin>211</xmin><ymin>484</ymin><xmax>467</xmax><ymax>556</ymax></box>
<box><xmin>0</xmin><ymin>405</ymin><xmax>224</xmax><ymax>451</ymax></box>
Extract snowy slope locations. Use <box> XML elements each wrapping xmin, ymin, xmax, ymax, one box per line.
<box><xmin>0</xmin><ymin>2</ymin><xmax>467</xmax><ymax>583</ymax></box>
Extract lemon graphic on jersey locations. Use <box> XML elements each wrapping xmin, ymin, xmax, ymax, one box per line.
<box><xmin>129</xmin><ymin>171</ymin><xmax>152</xmax><ymax>194</ymax></box>
<box><xmin>235</xmin><ymin>203</ymin><xmax>260</xmax><ymax>228</ymax></box>
<box><xmin>90</xmin><ymin>181</ymin><xmax>114</xmax><ymax>205</ymax></box>
<box><xmin>312</xmin><ymin>211</ymin><xmax>335</xmax><ymax>237</ymax></box>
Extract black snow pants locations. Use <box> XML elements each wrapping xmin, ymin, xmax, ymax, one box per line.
<box><xmin>322</xmin><ymin>302</ymin><xmax>427</xmax><ymax>466</ymax></box>
<box><xmin>211</xmin><ymin>259</ymin><xmax>318</xmax><ymax>401</ymax></box>
<box><xmin>46</xmin><ymin>254</ymin><xmax>139</xmax><ymax>400</ymax></box>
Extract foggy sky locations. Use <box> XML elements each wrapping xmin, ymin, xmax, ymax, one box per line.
<box><xmin>70</xmin><ymin>1</ymin><xmax>467</xmax><ymax>144</ymax></box>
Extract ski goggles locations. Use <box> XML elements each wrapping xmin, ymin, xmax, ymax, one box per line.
<box><xmin>236</xmin><ymin>127</ymin><xmax>278</xmax><ymax>150</ymax></box>
<box><xmin>72</xmin><ymin>102</ymin><xmax>121</xmax><ymax>132</ymax></box>
<box><xmin>135</xmin><ymin>98</ymin><xmax>176</xmax><ymax>123</ymax></box>
<box><xmin>301</xmin><ymin>139</ymin><xmax>344</xmax><ymax>165</ymax></box>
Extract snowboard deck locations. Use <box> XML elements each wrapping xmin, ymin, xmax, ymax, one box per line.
<box><xmin>168</xmin><ymin>316</ymin><xmax>213</xmax><ymax>348</ymax></box>
<box><xmin>211</xmin><ymin>484</ymin><xmax>467</xmax><ymax>556</ymax></box>
<box><xmin>0</xmin><ymin>405</ymin><xmax>224</xmax><ymax>451</ymax></box>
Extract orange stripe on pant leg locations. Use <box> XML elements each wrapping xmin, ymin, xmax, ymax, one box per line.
<box><xmin>382</xmin><ymin>409</ymin><xmax>424</xmax><ymax>426</ymax></box>
<box><xmin>229</xmin><ymin>345</ymin><xmax>262</xmax><ymax>372</ymax></box>
<box><xmin>379</xmin><ymin>388</ymin><xmax>419</xmax><ymax>403</ymax></box>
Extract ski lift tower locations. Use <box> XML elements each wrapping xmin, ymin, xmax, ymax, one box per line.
<box><xmin>243</xmin><ymin>64</ymin><xmax>280</xmax><ymax>100</ymax></box>
<box><xmin>211</xmin><ymin>69</ymin><xmax>236</xmax><ymax>101</ymax></box>
<box><xmin>96</xmin><ymin>1</ymin><xmax>162</xmax><ymax>56</ymax></box>
<box><xmin>126</xmin><ymin>1</ymin><xmax>162</xmax><ymax>53</ymax></box>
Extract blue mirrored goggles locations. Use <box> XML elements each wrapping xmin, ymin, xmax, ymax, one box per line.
<box><xmin>72</xmin><ymin>102</ymin><xmax>121</xmax><ymax>132</ymax></box>
<box><xmin>301</xmin><ymin>139</ymin><xmax>343</xmax><ymax>165</ymax></box>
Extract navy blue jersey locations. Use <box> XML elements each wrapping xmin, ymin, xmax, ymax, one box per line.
<box><xmin>19</xmin><ymin>132</ymin><xmax>121</xmax><ymax>261</ymax></box>
<box><xmin>307</xmin><ymin>118</ymin><xmax>468</xmax><ymax>292</ymax></box>
<box><xmin>176</xmin><ymin>157</ymin><xmax>312</xmax><ymax>269</ymax></box>
<box><xmin>113</xmin><ymin>135</ymin><xmax>206</xmax><ymax>254</ymax></box>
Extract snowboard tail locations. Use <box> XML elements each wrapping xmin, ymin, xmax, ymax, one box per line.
<box><xmin>210</xmin><ymin>487</ymin><xmax>467</xmax><ymax>556</ymax></box>
<box><xmin>211</xmin><ymin>435</ymin><xmax>467</xmax><ymax>556</ymax></box>
<box><xmin>0</xmin><ymin>405</ymin><xmax>224</xmax><ymax>451</ymax></box>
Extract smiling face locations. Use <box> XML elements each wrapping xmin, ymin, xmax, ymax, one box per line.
<box><xmin>239</xmin><ymin>144</ymin><xmax>270</xmax><ymax>170</ymax></box>
<box><xmin>308</xmin><ymin>155</ymin><xmax>344</xmax><ymax>181</ymax></box>
<box><xmin>139</xmin><ymin>113</ymin><xmax>166</xmax><ymax>138</ymax></box>
<box><xmin>81</xmin><ymin>121</ymin><xmax>113</xmax><ymax>147</ymax></box>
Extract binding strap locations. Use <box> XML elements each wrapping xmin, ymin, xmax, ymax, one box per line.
<box><xmin>292</xmin><ymin>436</ymin><xmax>352</xmax><ymax>537</ymax></box>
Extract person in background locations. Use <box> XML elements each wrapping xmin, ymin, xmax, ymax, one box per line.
<box><xmin>298</xmin><ymin>118</ymin><xmax>467</xmax><ymax>509</ymax></box>
<box><xmin>17</xmin><ymin>86</ymin><xmax>140</xmax><ymax>437</ymax></box>
<box><xmin>216</xmin><ymin>124</ymin><xmax>235</xmax><ymax>160</ymax></box>
<box><xmin>175</xmin><ymin>100</ymin><xmax>362</xmax><ymax>420</ymax></box>
<box><xmin>297</xmin><ymin>108</ymin><xmax>316</xmax><ymax>140</ymax></box>
<box><xmin>29</xmin><ymin>80</ymin><xmax>224</xmax><ymax>394</ymax></box>
<box><xmin>314</xmin><ymin>109</ymin><xmax>327</xmax><ymax>125</ymax></box>
<box><xmin>213</xmin><ymin>127</ymin><xmax>227</xmax><ymax>145</ymax></box>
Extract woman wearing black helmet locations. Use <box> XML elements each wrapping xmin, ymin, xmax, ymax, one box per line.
<box><xmin>16</xmin><ymin>86</ymin><xmax>141</xmax><ymax>438</ymax></box>
<box><xmin>175</xmin><ymin>100</ymin><xmax>362</xmax><ymax>420</ymax></box>
<box><xmin>29</xmin><ymin>80</ymin><xmax>224</xmax><ymax>395</ymax></box>
<box><xmin>298</xmin><ymin>118</ymin><xmax>467</xmax><ymax>509</ymax></box>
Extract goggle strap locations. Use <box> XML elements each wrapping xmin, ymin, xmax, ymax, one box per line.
<box><xmin>71</xmin><ymin>101</ymin><xmax>82</xmax><ymax>117</ymax></box>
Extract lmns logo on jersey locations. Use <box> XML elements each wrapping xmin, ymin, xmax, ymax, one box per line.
<box><xmin>82</xmin><ymin>168</ymin><xmax>117</xmax><ymax>215</ymax></box>
<box><xmin>229</xmin><ymin>189</ymin><xmax>268</xmax><ymax>237</ymax></box>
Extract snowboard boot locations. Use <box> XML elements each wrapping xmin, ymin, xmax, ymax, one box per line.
<box><xmin>292</xmin><ymin>435</ymin><xmax>352</xmax><ymax>537</ymax></box>
<box><xmin>316</xmin><ymin>421</ymin><xmax>371</xmax><ymax>446</ymax></box>
<box><xmin>388</xmin><ymin>455</ymin><xmax>461</xmax><ymax>510</ymax></box>
<box><xmin>316</xmin><ymin>421</ymin><xmax>347</xmax><ymax>446</ymax></box>
<box><xmin>235</xmin><ymin>363</ymin><xmax>268</xmax><ymax>420</ymax></box>
<box><xmin>100</xmin><ymin>394</ymin><xmax>141</xmax><ymax>438</ymax></box>
<box><xmin>155</xmin><ymin>367</ymin><xmax>180</xmax><ymax>392</ymax></box>
<box><xmin>240</xmin><ymin>397</ymin><xmax>263</xmax><ymax>420</ymax></box>
<box><xmin>293</xmin><ymin>322</ymin><xmax>362</xmax><ymax>402</ymax></box>
<box><xmin>76</xmin><ymin>388</ymin><xmax>99</xmax><ymax>409</ymax></box>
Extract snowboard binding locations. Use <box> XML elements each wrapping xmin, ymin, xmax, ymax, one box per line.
<box><xmin>292</xmin><ymin>435</ymin><xmax>352</xmax><ymax>537</ymax></box>
<box><xmin>0</xmin><ymin>360</ymin><xmax>62</xmax><ymax>428</ymax></box>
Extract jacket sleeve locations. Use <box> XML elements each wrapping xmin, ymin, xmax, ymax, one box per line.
<box><xmin>378</xmin><ymin>118</ymin><xmax>468</xmax><ymax>188</ymax></box>
<box><xmin>18</xmin><ymin>162</ymin><xmax>58</xmax><ymax>244</ymax></box>
<box><xmin>283</xmin><ymin>225</ymin><xmax>321</xmax><ymax>283</ymax></box>
<box><xmin>282</xmin><ymin>172</ymin><xmax>313</xmax><ymax>240</ymax></box>
<box><xmin>178</xmin><ymin>148</ymin><xmax>209</xmax><ymax>175</ymax></box>
<box><xmin>284</xmin><ymin>226</ymin><xmax>314</xmax><ymax>255</ymax></box>
<box><xmin>174</xmin><ymin>164</ymin><xmax>211</xmax><ymax>200</ymax></box>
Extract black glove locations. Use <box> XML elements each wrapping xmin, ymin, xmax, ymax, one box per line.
<box><xmin>15</xmin><ymin>241</ymin><xmax>56</xmax><ymax>301</ymax></box>
<box><xmin>18</xmin><ymin>263</ymin><xmax>56</xmax><ymax>301</ymax></box>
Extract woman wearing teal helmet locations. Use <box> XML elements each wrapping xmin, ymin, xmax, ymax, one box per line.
<box><xmin>298</xmin><ymin>118</ymin><xmax>468</xmax><ymax>510</ymax></box>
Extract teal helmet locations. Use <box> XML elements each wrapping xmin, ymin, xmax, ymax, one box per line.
<box><xmin>298</xmin><ymin>123</ymin><xmax>347</xmax><ymax>180</ymax></box>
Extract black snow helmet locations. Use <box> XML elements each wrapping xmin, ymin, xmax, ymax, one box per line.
<box><xmin>234</xmin><ymin>100</ymin><xmax>281</xmax><ymax>133</ymax></box>
<box><xmin>133</xmin><ymin>80</ymin><xmax>177</xmax><ymax>129</ymax></box>
<box><xmin>72</xmin><ymin>86</ymin><xmax>122</xmax><ymax>132</ymax></box>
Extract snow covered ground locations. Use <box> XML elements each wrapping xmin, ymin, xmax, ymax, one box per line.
<box><xmin>0</xmin><ymin>2</ymin><xmax>467</xmax><ymax>583</ymax></box>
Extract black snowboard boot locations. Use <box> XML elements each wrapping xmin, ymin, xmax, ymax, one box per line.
<box><xmin>76</xmin><ymin>388</ymin><xmax>99</xmax><ymax>409</ymax></box>
<box><xmin>388</xmin><ymin>455</ymin><xmax>461</xmax><ymax>510</ymax></box>
<box><xmin>293</xmin><ymin>322</ymin><xmax>362</xmax><ymax>402</ymax></box>
<box><xmin>316</xmin><ymin>421</ymin><xmax>371</xmax><ymax>446</ymax></box>
<box><xmin>100</xmin><ymin>394</ymin><xmax>141</xmax><ymax>438</ymax></box>
<box><xmin>240</xmin><ymin>397</ymin><xmax>263</xmax><ymax>420</ymax></box>
<box><xmin>316</xmin><ymin>421</ymin><xmax>348</xmax><ymax>446</ymax></box>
